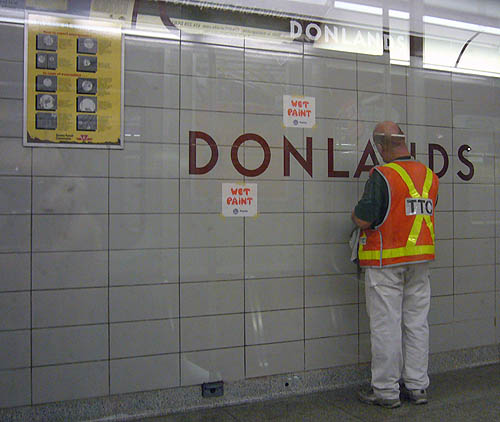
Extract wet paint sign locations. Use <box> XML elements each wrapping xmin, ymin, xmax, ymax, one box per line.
<box><xmin>283</xmin><ymin>95</ymin><xmax>315</xmax><ymax>128</ymax></box>
<box><xmin>222</xmin><ymin>183</ymin><xmax>257</xmax><ymax>217</ymax></box>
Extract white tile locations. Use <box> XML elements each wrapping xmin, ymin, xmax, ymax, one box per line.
<box><xmin>111</xmin><ymin>355</ymin><xmax>179</xmax><ymax>395</ymax></box>
<box><xmin>305</xmin><ymin>335</ymin><xmax>358</xmax><ymax>370</ymax></box>
<box><xmin>0</xmin><ymin>331</ymin><xmax>30</xmax><ymax>370</ymax></box>
<box><xmin>358</xmin><ymin>333</ymin><xmax>371</xmax><ymax>363</ymax></box>
<box><xmin>304</xmin><ymin>118</ymin><xmax>357</xmax><ymax>152</ymax></box>
<box><xmin>33</xmin><ymin>362</ymin><xmax>108</xmax><ymax>404</ymax></box>
<box><xmin>124</xmin><ymin>106</ymin><xmax>179</xmax><ymax>143</ymax></box>
<box><xmin>429</xmin><ymin>324</ymin><xmax>455</xmax><ymax>353</ymax></box>
<box><xmin>245</xmin><ymin>309</ymin><xmax>303</xmax><ymax>345</ymax></box>
<box><xmin>305</xmin><ymin>56</ymin><xmax>356</xmax><ymax>90</ymax></box>
<box><xmin>359</xmin><ymin>303</ymin><xmax>369</xmax><ymax>334</ymax></box>
<box><xmin>109</xmin><ymin>214</ymin><xmax>178</xmax><ymax>250</ymax></box>
<box><xmin>304</xmin><ymin>181</ymin><xmax>358</xmax><ymax>212</ymax></box>
<box><xmin>436</xmin><ymin>183</ymin><xmax>452</xmax><ymax>211</ymax></box>
<box><xmin>430</xmin><ymin>267</ymin><xmax>453</xmax><ymax>296</ymax></box>
<box><xmin>358</xmin><ymin>92</ymin><xmax>406</xmax><ymax>123</ymax></box>
<box><xmin>406</xmin><ymin>125</ymin><xmax>452</xmax><ymax>153</ymax></box>
<box><xmin>245</xmin><ymin>214</ymin><xmax>303</xmax><ymax>246</ymax></box>
<box><xmin>181</xmin><ymin>214</ymin><xmax>243</xmax><ymax>247</ymax></box>
<box><xmin>454</xmin><ymin>265</ymin><xmax>495</xmax><ymax>294</ymax></box>
<box><xmin>33</xmin><ymin>177</ymin><xmax>107</xmax><ymax>214</ymax></box>
<box><xmin>33</xmin><ymin>251</ymin><xmax>108</xmax><ymax>290</ymax></box>
<box><xmin>453</xmin><ymin>153</ymin><xmax>494</xmax><ymax>185</ymax></box>
<box><xmin>454</xmin><ymin>293</ymin><xmax>495</xmax><ymax>321</ymax></box>
<box><xmin>304</xmin><ymin>44</ymin><xmax>354</xmax><ymax>60</ymax></box>
<box><xmin>180</xmin><ymin>247</ymin><xmax>243</xmax><ymax>282</ymax></box>
<box><xmin>0</xmin><ymin>177</ymin><xmax>30</xmax><ymax>213</ymax></box>
<box><xmin>245</xmin><ymin>277</ymin><xmax>303</xmax><ymax>312</ymax></box>
<box><xmin>452</xmin><ymin>128</ymin><xmax>494</xmax><ymax>156</ymax></box>
<box><xmin>453</xmin><ymin>184</ymin><xmax>494</xmax><ymax>211</ymax></box>
<box><xmin>246</xmin><ymin>341</ymin><xmax>304</xmax><ymax>378</ymax></box>
<box><xmin>452</xmin><ymin>73</ymin><xmax>494</xmax><ymax>103</ymax></box>
<box><xmin>181</xmin><ymin>314</ymin><xmax>244</xmax><ymax>351</ymax></box>
<box><xmin>431</xmin><ymin>239</ymin><xmax>453</xmax><ymax>268</ymax></box>
<box><xmin>357</xmin><ymin>62</ymin><xmax>406</xmax><ymax>95</ymax></box>
<box><xmin>33</xmin><ymin>148</ymin><xmax>108</xmax><ymax>177</ymax></box>
<box><xmin>453</xmin><ymin>319</ymin><xmax>496</xmax><ymax>349</ymax></box>
<box><xmin>179</xmin><ymin>144</ymin><xmax>244</xmax><ymax>180</ymax></box>
<box><xmin>305</xmin><ymin>87</ymin><xmax>357</xmax><ymax>120</ymax></box>
<box><xmin>110</xmin><ymin>143</ymin><xmax>179</xmax><ymax>178</ymax></box>
<box><xmin>407</xmin><ymin>68</ymin><xmax>451</xmax><ymax>99</ymax></box>
<box><xmin>407</xmin><ymin>97</ymin><xmax>452</xmax><ymax>127</ymax></box>
<box><xmin>110</xmin><ymin>249</ymin><xmax>178</xmax><ymax>286</ymax></box>
<box><xmin>110</xmin><ymin>284</ymin><xmax>179</xmax><ymax>322</ymax></box>
<box><xmin>0</xmin><ymin>138</ymin><xmax>31</xmax><ymax>176</ymax></box>
<box><xmin>453</xmin><ymin>211</ymin><xmax>495</xmax><ymax>239</ymax></box>
<box><xmin>246</xmin><ymin>81</ymin><xmax>302</xmax><ymax>115</ymax></box>
<box><xmin>110</xmin><ymin>320</ymin><xmax>179</xmax><ymax>358</ymax></box>
<box><xmin>32</xmin><ymin>325</ymin><xmax>108</xmax><ymax>366</ymax></box>
<box><xmin>181</xmin><ymin>347</ymin><xmax>244</xmax><ymax>386</ymax></box>
<box><xmin>125</xmin><ymin>37</ymin><xmax>179</xmax><ymax>74</ymax></box>
<box><xmin>124</xmin><ymin>71</ymin><xmax>179</xmax><ymax>108</ymax></box>
<box><xmin>305</xmin><ymin>275</ymin><xmax>358</xmax><ymax>307</ymax></box>
<box><xmin>181</xmin><ymin>75</ymin><xmax>243</xmax><ymax>112</ymax></box>
<box><xmin>245</xmin><ymin>49</ymin><xmax>302</xmax><ymax>84</ymax></box>
<box><xmin>256</xmin><ymin>180</ymin><xmax>304</xmax><ymax>213</ymax></box>
<box><xmin>33</xmin><ymin>215</ymin><xmax>108</xmax><ymax>252</ymax></box>
<box><xmin>180</xmin><ymin>179</ymin><xmax>226</xmax><ymax>213</ymax></box>
<box><xmin>32</xmin><ymin>288</ymin><xmax>107</xmax><ymax>328</ymax></box>
<box><xmin>452</xmin><ymin>101</ymin><xmax>498</xmax><ymax>130</ymax></box>
<box><xmin>181</xmin><ymin>280</ymin><xmax>244</xmax><ymax>317</ymax></box>
<box><xmin>305</xmin><ymin>305</ymin><xmax>358</xmax><ymax>338</ymax></box>
<box><xmin>435</xmin><ymin>211</ymin><xmax>453</xmax><ymax>240</ymax></box>
<box><xmin>246</xmin><ymin>245</ymin><xmax>303</xmax><ymax>279</ymax></box>
<box><xmin>0</xmin><ymin>253</ymin><xmax>30</xmax><ymax>292</ymax></box>
<box><xmin>180</xmin><ymin>111</ymin><xmax>243</xmax><ymax>146</ymax></box>
<box><xmin>0</xmin><ymin>216</ymin><xmax>29</xmax><ymax>252</ymax></box>
<box><xmin>0</xmin><ymin>24</ymin><xmax>23</xmax><ymax>61</ymax></box>
<box><xmin>182</xmin><ymin>42</ymin><xmax>243</xmax><ymax>79</ymax></box>
<box><xmin>429</xmin><ymin>296</ymin><xmax>453</xmax><ymax>325</ymax></box>
<box><xmin>454</xmin><ymin>238</ymin><xmax>495</xmax><ymax>267</ymax></box>
<box><xmin>0</xmin><ymin>99</ymin><xmax>22</xmax><ymax>137</ymax></box>
<box><xmin>0</xmin><ymin>368</ymin><xmax>31</xmax><ymax>408</ymax></box>
<box><xmin>0</xmin><ymin>292</ymin><xmax>30</xmax><ymax>330</ymax></box>
<box><xmin>305</xmin><ymin>212</ymin><xmax>352</xmax><ymax>244</ymax></box>
<box><xmin>110</xmin><ymin>178</ymin><xmax>179</xmax><ymax>213</ymax></box>
<box><xmin>305</xmin><ymin>243</ymin><xmax>357</xmax><ymax>276</ymax></box>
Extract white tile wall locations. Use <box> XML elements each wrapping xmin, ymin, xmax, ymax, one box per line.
<box><xmin>181</xmin><ymin>347</ymin><xmax>244</xmax><ymax>386</ymax></box>
<box><xmin>2</xmin><ymin>24</ymin><xmax>500</xmax><ymax>410</ymax></box>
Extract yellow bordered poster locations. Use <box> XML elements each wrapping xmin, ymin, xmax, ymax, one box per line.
<box><xmin>24</xmin><ymin>13</ymin><xmax>123</xmax><ymax>148</ymax></box>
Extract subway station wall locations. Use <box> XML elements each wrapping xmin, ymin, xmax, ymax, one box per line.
<box><xmin>0</xmin><ymin>20</ymin><xmax>500</xmax><ymax>408</ymax></box>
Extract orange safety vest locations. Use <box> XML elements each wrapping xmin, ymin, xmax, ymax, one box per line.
<box><xmin>358</xmin><ymin>160</ymin><xmax>439</xmax><ymax>267</ymax></box>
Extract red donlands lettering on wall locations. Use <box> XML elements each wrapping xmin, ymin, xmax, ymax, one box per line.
<box><xmin>188</xmin><ymin>131</ymin><xmax>475</xmax><ymax>180</ymax></box>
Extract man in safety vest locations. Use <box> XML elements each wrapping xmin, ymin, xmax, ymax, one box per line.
<box><xmin>351</xmin><ymin>121</ymin><xmax>439</xmax><ymax>409</ymax></box>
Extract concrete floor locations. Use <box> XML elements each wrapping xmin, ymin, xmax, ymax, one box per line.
<box><xmin>139</xmin><ymin>363</ymin><xmax>500</xmax><ymax>422</ymax></box>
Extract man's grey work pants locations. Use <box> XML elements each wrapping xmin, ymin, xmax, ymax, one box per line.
<box><xmin>365</xmin><ymin>262</ymin><xmax>431</xmax><ymax>400</ymax></box>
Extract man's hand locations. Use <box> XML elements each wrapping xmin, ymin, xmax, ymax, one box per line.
<box><xmin>351</xmin><ymin>211</ymin><xmax>373</xmax><ymax>230</ymax></box>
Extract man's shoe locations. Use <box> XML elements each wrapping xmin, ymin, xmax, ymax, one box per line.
<box><xmin>401</xmin><ymin>385</ymin><xmax>428</xmax><ymax>405</ymax></box>
<box><xmin>358</xmin><ymin>388</ymin><xmax>401</xmax><ymax>409</ymax></box>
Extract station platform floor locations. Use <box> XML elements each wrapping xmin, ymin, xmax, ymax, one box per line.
<box><xmin>140</xmin><ymin>362</ymin><xmax>500</xmax><ymax>422</ymax></box>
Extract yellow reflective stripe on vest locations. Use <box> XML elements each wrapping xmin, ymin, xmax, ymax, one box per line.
<box><xmin>384</xmin><ymin>163</ymin><xmax>435</xmax><ymax>246</ymax></box>
<box><xmin>359</xmin><ymin>244</ymin><xmax>435</xmax><ymax>260</ymax></box>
